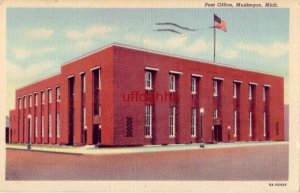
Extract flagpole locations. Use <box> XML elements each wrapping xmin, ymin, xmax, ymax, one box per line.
<box><xmin>213</xmin><ymin>18</ymin><xmax>216</xmax><ymax>63</ymax></box>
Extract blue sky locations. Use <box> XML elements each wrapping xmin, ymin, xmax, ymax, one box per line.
<box><xmin>6</xmin><ymin>8</ymin><xmax>289</xmax><ymax>114</ymax></box>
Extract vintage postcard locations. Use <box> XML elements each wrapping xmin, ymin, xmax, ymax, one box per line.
<box><xmin>0</xmin><ymin>0</ymin><xmax>299</xmax><ymax>192</ymax></box>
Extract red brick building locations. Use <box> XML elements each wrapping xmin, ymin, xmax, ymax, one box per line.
<box><xmin>8</xmin><ymin>43</ymin><xmax>284</xmax><ymax>146</ymax></box>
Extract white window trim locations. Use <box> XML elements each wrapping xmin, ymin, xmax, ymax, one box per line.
<box><xmin>263</xmin><ymin>112</ymin><xmax>266</xmax><ymax>137</ymax></box>
<box><xmin>42</xmin><ymin>115</ymin><xmax>45</xmax><ymax>137</ymax></box>
<box><xmin>191</xmin><ymin>108</ymin><xmax>197</xmax><ymax>137</ymax></box>
<box><xmin>34</xmin><ymin>93</ymin><xmax>38</xmax><ymax>106</ymax></box>
<box><xmin>169</xmin><ymin>74</ymin><xmax>176</xmax><ymax>92</ymax></box>
<box><xmin>249</xmin><ymin>82</ymin><xmax>258</xmax><ymax>85</ymax></box>
<box><xmin>263</xmin><ymin>87</ymin><xmax>266</xmax><ymax>101</ymax></box>
<box><xmin>145</xmin><ymin>67</ymin><xmax>159</xmax><ymax>71</ymax></box>
<box><xmin>191</xmin><ymin>77</ymin><xmax>197</xmax><ymax>94</ymax></box>
<box><xmin>49</xmin><ymin>114</ymin><xmax>52</xmax><ymax>138</ymax></box>
<box><xmin>249</xmin><ymin>112</ymin><xmax>252</xmax><ymax>137</ymax></box>
<box><xmin>213</xmin><ymin>77</ymin><xmax>224</xmax><ymax>81</ymax></box>
<box><xmin>90</xmin><ymin>66</ymin><xmax>100</xmax><ymax>71</ymax></box>
<box><xmin>48</xmin><ymin>89</ymin><xmax>52</xmax><ymax>103</ymax></box>
<box><xmin>233</xmin><ymin>80</ymin><xmax>242</xmax><ymax>83</ymax></box>
<box><xmin>57</xmin><ymin>113</ymin><xmax>60</xmax><ymax>137</ymax></box>
<box><xmin>41</xmin><ymin>91</ymin><xmax>45</xmax><ymax>105</ymax></box>
<box><xmin>35</xmin><ymin>116</ymin><xmax>38</xmax><ymax>137</ymax></box>
<box><xmin>83</xmin><ymin>107</ymin><xmax>87</xmax><ymax>130</ymax></box>
<box><xmin>169</xmin><ymin>107</ymin><xmax>176</xmax><ymax>138</ymax></box>
<box><xmin>29</xmin><ymin>95</ymin><xmax>32</xmax><ymax>107</ymax></box>
<box><xmin>145</xmin><ymin>71</ymin><xmax>153</xmax><ymax>90</ymax></box>
<box><xmin>145</xmin><ymin>105</ymin><xmax>152</xmax><ymax>138</ymax></box>
<box><xmin>234</xmin><ymin>110</ymin><xmax>237</xmax><ymax>137</ymax></box>
<box><xmin>56</xmin><ymin>87</ymin><xmax>61</xmax><ymax>102</ymax></box>
<box><xmin>263</xmin><ymin>84</ymin><xmax>271</xmax><ymax>87</ymax></box>
<box><xmin>213</xmin><ymin>80</ymin><xmax>218</xmax><ymax>96</ymax></box>
<box><xmin>233</xmin><ymin>83</ymin><xmax>237</xmax><ymax>98</ymax></box>
<box><xmin>192</xmin><ymin>74</ymin><xmax>202</xmax><ymax>78</ymax></box>
<box><xmin>213</xmin><ymin>109</ymin><xmax>218</xmax><ymax>118</ymax></box>
<box><xmin>83</xmin><ymin>74</ymin><xmax>86</xmax><ymax>93</ymax></box>
<box><xmin>169</xmin><ymin>70</ymin><xmax>183</xmax><ymax>75</ymax></box>
<box><xmin>249</xmin><ymin>85</ymin><xmax>253</xmax><ymax>100</ymax></box>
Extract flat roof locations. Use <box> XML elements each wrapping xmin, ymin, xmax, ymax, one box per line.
<box><xmin>63</xmin><ymin>42</ymin><xmax>284</xmax><ymax>78</ymax></box>
<box><xmin>17</xmin><ymin>42</ymin><xmax>284</xmax><ymax>91</ymax></box>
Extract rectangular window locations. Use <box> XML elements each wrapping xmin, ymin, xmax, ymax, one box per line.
<box><xmin>191</xmin><ymin>78</ymin><xmax>197</xmax><ymax>94</ymax></box>
<box><xmin>213</xmin><ymin>109</ymin><xmax>218</xmax><ymax>118</ymax></box>
<box><xmin>83</xmin><ymin>107</ymin><xmax>86</xmax><ymax>129</ymax></box>
<box><xmin>48</xmin><ymin>89</ymin><xmax>52</xmax><ymax>103</ymax></box>
<box><xmin>263</xmin><ymin>112</ymin><xmax>266</xmax><ymax>137</ymax></box>
<box><xmin>191</xmin><ymin>108</ymin><xmax>196</xmax><ymax>137</ymax></box>
<box><xmin>263</xmin><ymin>87</ymin><xmax>266</xmax><ymax>101</ymax></box>
<box><xmin>35</xmin><ymin>116</ymin><xmax>38</xmax><ymax>137</ymax></box>
<box><xmin>41</xmin><ymin>115</ymin><xmax>44</xmax><ymax>137</ymax></box>
<box><xmin>169</xmin><ymin>107</ymin><xmax>176</xmax><ymax>137</ymax></box>
<box><xmin>169</xmin><ymin>75</ymin><xmax>176</xmax><ymax>92</ymax></box>
<box><xmin>49</xmin><ymin>114</ymin><xmax>52</xmax><ymax>137</ymax></box>
<box><xmin>249</xmin><ymin>85</ymin><xmax>253</xmax><ymax>100</ymax></box>
<box><xmin>56</xmin><ymin>87</ymin><xmax>60</xmax><ymax>102</ymax></box>
<box><xmin>81</xmin><ymin>74</ymin><xmax>86</xmax><ymax>93</ymax></box>
<box><xmin>213</xmin><ymin>80</ymin><xmax>218</xmax><ymax>96</ymax></box>
<box><xmin>29</xmin><ymin>95</ymin><xmax>32</xmax><ymax>107</ymax></box>
<box><xmin>145</xmin><ymin>105</ymin><xmax>152</xmax><ymax>137</ymax></box>
<box><xmin>56</xmin><ymin>113</ymin><xmax>60</xmax><ymax>137</ymax></box>
<box><xmin>34</xmin><ymin>93</ymin><xmax>38</xmax><ymax>106</ymax></box>
<box><xmin>145</xmin><ymin>71</ymin><xmax>152</xmax><ymax>90</ymax></box>
<box><xmin>18</xmin><ymin>98</ymin><xmax>21</xmax><ymax>109</ymax></box>
<box><xmin>249</xmin><ymin>112</ymin><xmax>252</xmax><ymax>136</ymax></box>
<box><xmin>234</xmin><ymin>110</ymin><xmax>237</xmax><ymax>137</ymax></box>
<box><xmin>233</xmin><ymin>83</ymin><xmax>237</xmax><ymax>98</ymax></box>
<box><xmin>42</xmin><ymin>91</ymin><xmax>45</xmax><ymax>105</ymax></box>
<box><xmin>23</xmin><ymin>97</ymin><xmax>26</xmax><ymax>108</ymax></box>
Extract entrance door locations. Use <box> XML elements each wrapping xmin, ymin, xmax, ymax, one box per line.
<box><xmin>93</xmin><ymin>124</ymin><xmax>99</xmax><ymax>145</ymax></box>
<box><xmin>68</xmin><ymin>77</ymin><xmax>75</xmax><ymax>145</ymax></box>
<box><xmin>214</xmin><ymin>125</ymin><xmax>222</xmax><ymax>142</ymax></box>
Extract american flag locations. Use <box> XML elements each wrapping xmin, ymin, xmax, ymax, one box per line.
<box><xmin>214</xmin><ymin>14</ymin><xmax>227</xmax><ymax>32</ymax></box>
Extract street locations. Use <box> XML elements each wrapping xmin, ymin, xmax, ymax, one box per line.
<box><xmin>6</xmin><ymin>144</ymin><xmax>288</xmax><ymax>180</ymax></box>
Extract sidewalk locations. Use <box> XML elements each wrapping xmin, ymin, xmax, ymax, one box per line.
<box><xmin>6</xmin><ymin>141</ymin><xmax>288</xmax><ymax>155</ymax></box>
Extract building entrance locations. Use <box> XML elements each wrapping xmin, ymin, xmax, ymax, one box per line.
<box><xmin>214</xmin><ymin>125</ymin><xmax>222</xmax><ymax>142</ymax></box>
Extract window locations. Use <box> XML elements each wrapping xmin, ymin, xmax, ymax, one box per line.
<box><xmin>34</xmin><ymin>93</ymin><xmax>38</xmax><ymax>106</ymax></box>
<box><xmin>233</xmin><ymin>83</ymin><xmax>237</xmax><ymax>98</ymax></box>
<box><xmin>18</xmin><ymin>98</ymin><xmax>21</xmax><ymax>109</ymax></box>
<box><xmin>213</xmin><ymin>109</ymin><xmax>218</xmax><ymax>118</ymax></box>
<box><xmin>41</xmin><ymin>115</ymin><xmax>44</xmax><ymax>137</ymax></box>
<box><xmin>249</xmin><ymin>85</ymin><xmax>253</xmax><ymax>100</ymax></box>
<box><xmin>169</xmin><ymin>75</ymin><xmax>176</xmax><ymax>92</ymax></box>
<box><xmin>234</xmin><ymin>110</ymin><xmax>237</xmax><ymax>137</ymax></box>
<box><xmin>56</xmin><ymin>113</ymin><xmax>60</xmax><ymax>137</ymax></box>
<box><xmin>48</xmin><ymin>89</ymin><xmax>52</xmax><ymax>103</ymax></box>
<box><xmin>263</xmin><ymin>87</ymin><xmax>266</xmax><ymax>101</ymax></box>
<box><xmin>83</xmin><ymin>107</ymin><xmax>86</xmax><ymax>129</ymax></box>
<box><xmin>81</xmin><ymin>74</ymin><xmax>86</xmax><ymax>93</ymax></box>
<box><xmin>23</xmin><ymin>97</ymin><xmax>26</xmax><ymax>108</ymax></box>
<box><xmin>263</xmin><ymin>112</ymin><xmax>266</xmax><ymax>137</ymax></box>
<box><xmin>249</xmin><ymin>112</ymin><xmax>252</xmax><ymax>136</ymax></box>
<box><xmin>145</xmin><ymin>71</ymin><xmax>152</xmax><ymax>90</ymax></box>
<box><xmin>41</xmin><ymin>91</ymin><xmax>45</xmax><ymax>105</ymax></box>
<box><xmin>35</xmin><ymin>117</ymin><xmax>38</xmax><ymax>137</ymax></box>
<box><xmin>56</xmin><ymin>87</ymin><xmax>60</xmax><ymax>102</ymax></box>
<box><xmin>145</xmin><ymin>105</ymin><xmax>152</xmax><ymax>137</ymax></box>
<box><xmin>169</xmin><ymin>107</ymin><xmax>176</xmax><ymax>137</ymax></box>
<box><xmin>213</xmin><ymin>80</ymin><xmax>218</xmax><ymax>96</ymax></box>
<box><xmin>49</xmin><ymin>114</ymin><xmax>52</xmax><ymax>137</ymax></box>
<box><xmin>29</xmin><ymin>95</ymin><xmax>32</xmax><ymax>107</ymax></box>
<box><xmin>191</xmin><ymin>108</ymin><xmax>196</xmax><ymax>137</ymax></box>
<box><xmin>191</xmin><ymin>78</ymin><xmax>197</xmax><ymax>94</ymax></box>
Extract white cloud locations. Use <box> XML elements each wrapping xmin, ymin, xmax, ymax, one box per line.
<box><xmin>65</xmin><ymin>24</ymin><xmax>112</xmax><ymax>50</ymax></box>
<box><xmin>12</xmin><ymin>46</ymin><xmax>56</xmax><ymax>60</ymax></box>
<box><xmin>6</xmin><ymin>60</ymin><xmax>58</xmax><ymax>114</ymax></box>
<box><xmin>236</xmin><ymin>42</ymin><xmax>288</xmax><ymax>58</ymax></box>
<box><xmin>221</xmin><ymin>49</ymin><xmax>239</xmax><ymax>59</ymax></box>
<box><xmin>27</xmin><ymin>28</ymin><xmax>54</xmax><ymax>38</ymax></box>
<box><xmin>13</xmin><ymin>48</ymin><xmax>31</xmax><ymax>59</ymax></box>
<box><xmin>65</xmin><ymin>24</ymin><xmax>112</xmax><ymax>40</ymax></box>
<box><xmin>143</xmin><ymin>35</ymin><xmax>208</xmax><ymax>55</ymax></box>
